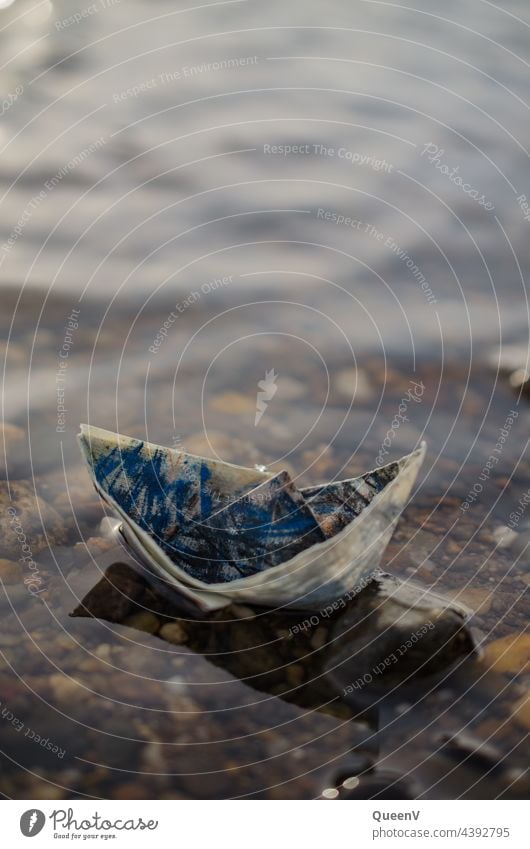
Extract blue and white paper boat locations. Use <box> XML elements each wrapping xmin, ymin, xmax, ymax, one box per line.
<box><xmin>78</xmin><ymin>425</ymin><xmax>426</xmax><ymax>612</ymax></box>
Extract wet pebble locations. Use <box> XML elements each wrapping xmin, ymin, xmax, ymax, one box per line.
<box><xmin>481</xmin><ymin>633</ymin><xmax>530</xmax><ymax>676</ymax></box>
<box><xmin>335</xmin><ymin>367</ymin><xmax>373</xmax><ymax>402</ymax></box>
<box><xmin>122</xmin><ymin>612</ymin><xmax>160</xmax><ymax>635</ymax></box>
<box><xmin>159</xmin><ymin>622</ymin><xmax>188</xmax><ymax>644</ymax></box>
<box><xmin>0</xmin><ymin>480</ymin><xmax>66</xmax><ymax>558</ymax></box>
<box><xmin>48</xmin><ymin>673</ymin><xmax>86</xmax><ymax>703</ymax></box>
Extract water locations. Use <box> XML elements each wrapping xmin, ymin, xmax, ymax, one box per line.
<box><xmin>0</xmin><ymin>0</ymin><xmax>529</xmax><ymax>799</ymax></box>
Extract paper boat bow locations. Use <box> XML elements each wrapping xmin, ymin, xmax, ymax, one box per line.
<box><xmin>78</xmin><ymin>425</ymin><xmax>426</xmax><ymax>612</ymax></box>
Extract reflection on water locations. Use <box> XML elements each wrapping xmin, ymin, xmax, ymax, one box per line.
<box><xmin>1</xmin><ymin>0</ymin><xmax>530</xmax><ymax>799</ymax></box>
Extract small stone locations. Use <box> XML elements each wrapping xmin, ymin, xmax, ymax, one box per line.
<box><xmin>492</xmin><ymin>525</ymin><xmax>530</xmax><ymax>556</ymax></box>
<box><xmin>0</xmin><ymin>558</ymin><xmax>21</xmax><ymax>585</ymax></box>
<box><xmin>0</xmin><ymin>480</ymin><xmax>66</xmax><ymax>558</ymax></box>
<box><xmin>230</xmin><ymin>603</ymin><xmax>256</xmax><ymax>620</ymax></box>
<box><xmin>493</xmin><ymin>525</ymin><xmax>519</xmax><ymax>549</ymax></box>
<box><xmin>335</xmin><ymin>368</ymin><xmax>373</xmax><ymax>402</ymax></box>
<box><xmin>210</xmin><ymin>392</ymin><xmax>256</xmax><ymax>415</ymax></box>
<box><xmin>322</xmin><ymin>787</ymin><xmax>340</xmax><ymax>799</ymax></box>
<box><xmin>286</xmin><ymin>663</ymin><xmax>305</xmax><ymax>687</ymax></box>
<box><xmin>123</xmin><ymin>612</ymin><xmax>160</xmax><ymax>635</ymax></box>
<box><xmin>509</xmin><ymin>368</ymin><xmax>530</xmax><ymax>393</ymax></box>
<box><xmin>481</xmin><ymin>633</ymin><xmax>530</xmax><ymax>676</ymax></box>
<box><xmin>49</xmin><ymin>673</ymin><xmax>85</xmax><ymax>702</ymax></box>
<box><xmin>93</xmin><ymin>644</ymin><xmax>113</xmax><ymax>660</ymax></box>
<box><xmin>159</xmin><ymin>622</ymin><xmax>188</xmax><ymax>644</ymax></box>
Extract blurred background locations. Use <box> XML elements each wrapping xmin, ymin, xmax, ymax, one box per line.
<box><xmin>1</xmin><ymin>0</ymin><xmax>529</xmax><ymax>800</ymax></box>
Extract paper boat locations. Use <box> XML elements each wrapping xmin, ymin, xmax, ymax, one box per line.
<box><xmin>78</xmin><ymin>425</ymin><xmax>426</xmax><ymax>612</ymax></box>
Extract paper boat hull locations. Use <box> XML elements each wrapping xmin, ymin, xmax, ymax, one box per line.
<box><xmin>78</xmin><ymin>425</ymin><xmax>426</xmax><ymax>612</ymax></box>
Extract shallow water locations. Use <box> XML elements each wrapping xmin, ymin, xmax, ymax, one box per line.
<box><xmin>1</xmin><ymin>0</ymin><xmax>529</xmax><ymax>799</ymax></box>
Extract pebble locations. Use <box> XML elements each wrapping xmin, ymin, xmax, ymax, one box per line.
<box><xmin>159</xmin><ymin>622</ymin><xmax>188</xmax><ymax>644</ymax></box>
<box><xmin>335</xmin><ymin>368</ymin><xmax>373</xmax><ymax>402</ymax></box>
<box><xmin>493</xmin><ymin>525</ymin><xmax>530</xmax><ymax>556</ymax></box>
<box><xmin>93</xmin><ymin>644</ymin><xmax>113</xmax><ymax>660</ymax></box>
<box><xmin>210</xmin><ymin>392</ymin><xmax>256</xmax><ymax>415</ymax></box>
<box><xmin>0</xmin><ymin>480</ymin><xmax>66</xmax><ymax>558</ymax></box>
<box><xmin>230</xmin><ymin>603</ymin><xmax>257</xmax><ymax>620</ymax></box>
<box><xmin>481</xmin><ymin>633</ymin><xmax>530</xmax><ymax>676</ymax></box>
<box><xmin>123</xmin><ymin>612</ymin><xmax>160</xmax><ymax>635</ymax></box>
<box><xmin>48</xmin><ymin>674</ymin><xmax>85</xmax><ymax>702</ymax></box>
